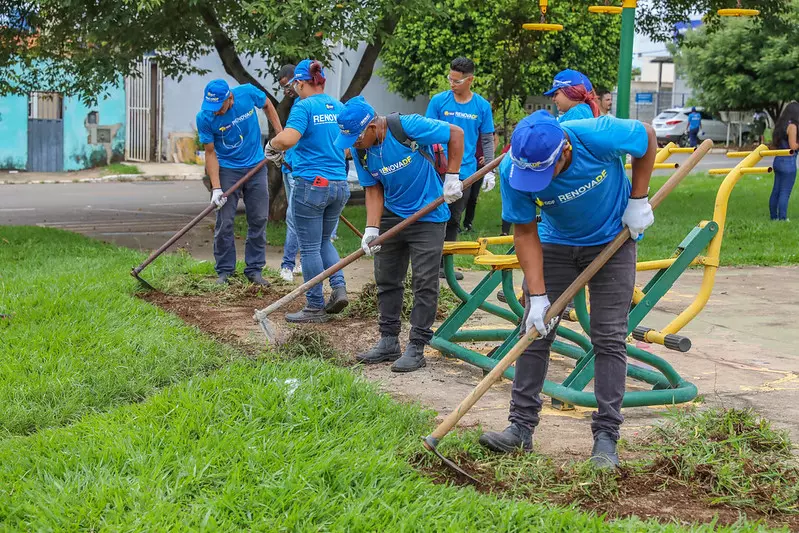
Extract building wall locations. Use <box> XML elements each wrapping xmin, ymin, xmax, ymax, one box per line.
<box><xmin>63</xmin><ymin>86</ymin><xmax>126</xmax><ymax>171</ymax></box>
<box><xmin>0</xmin><ymin>94</ymin><xmax>28</xmax><ymax>169</ymax></box>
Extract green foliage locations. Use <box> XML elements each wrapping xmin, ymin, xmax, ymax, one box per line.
<box><xmin>380</xmin><ymin>0</ymin><xmax>621</xmax><ymax>109</ymax></box>
<box><xmin>674</xmin><ymin>1</ymin><xmax>799</xmax><ymax>118</ymax></box>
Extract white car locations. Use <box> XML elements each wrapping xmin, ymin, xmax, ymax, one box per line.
<box><xmin>652</xmin><ymin>107</ymin><xmax>750</xmax><ymax>146</ymax></box>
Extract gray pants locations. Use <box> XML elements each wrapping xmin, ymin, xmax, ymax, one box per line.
<box><xmin>375</xmin><ymin>211</ymin><xmax>446</xmax><ymax>344</ymax></box>
<box><xmin>511</xmin><ymin>239</ymin><xmax>636</xmax><ymax>440</ymax></box>
<box><xmin>445</xmin><ymin>183</ymin><xmax>473</xmax><ymax>242</ymax></box>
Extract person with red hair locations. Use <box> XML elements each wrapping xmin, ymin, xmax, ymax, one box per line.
<box><xmin>544</xmin><ymin>69</ymin><xmax>600</xmax><ymax>123</ymax></box>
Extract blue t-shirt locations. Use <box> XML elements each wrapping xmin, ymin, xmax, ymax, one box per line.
<box><xmin>285</xmin><ymin>93</ymin><xmax>347</xmax><ymax>181</ymax></box>
<box><xmin>354</xmin><ymin>115</ymin><xmax>451</xmax><ymax>223</ymax></box>
<box><xmin>426</xmin><ymin>91</ymin><xmax>494</xmax><ymax>181</ymax></box>
<box><xmin>282</xmin><ymin>96</ymin><xmax>297</xmax><ymax>174</ymax></box>
<box><xmin>500</xmin><ymin>116</ymin><xmax>649</xmax><ymax>246</ymax></box>
<box><xmin>688</xmin><ymin>112</ymin><xmax>702</xmax><ymax>130</ymax></box>
<box><xmin>558</xmin><ymin>103</ymin><xmax>594</xmax><ymax>123</ymax></box>
<box><xmin>196</xmin><ymin>84</ymin><xmax>265</xmax><ymax>169</ymax></box>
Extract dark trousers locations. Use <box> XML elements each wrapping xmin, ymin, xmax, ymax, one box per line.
<box><xmin>510</xmin><ymin>239</ymin><xmax>636</xmax><ymax>440</ymax></box>
<box><xmin>688</xmin><ymin>128</ymin><xmax>700</xmax><ymax>148</ymax></box>
<box><xmin>501</xmin><ymin>220</ymin><xmax>513</xmax><ymax>235</ymax></box>
<box><xmin>770</xmin><ymin>162</ymin><xmax>796</xmax><ymax>220</ymax></box>
<box><xmin>445</xmin><ymin>182</ymin><xmax>473</xmax><ymax>242</ymax></box>
<box><xmin>375</xmin><ymin>211</ymin><xmax>446</xmax><ymax>345</ymax></box>
<box><xmin>462</xmin><ymin>177</ymin><xmax>484</xmax><ymax>229</ymax></box>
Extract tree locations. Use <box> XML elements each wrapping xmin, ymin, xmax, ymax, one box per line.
<box><xmin>674</xmin><ymin>1</ymin><xmax>799</xmax><ymax>120</ymax></box>
<box><xmin>379</xmin><ymin>0</ymin><xmax>622</xmax><ymax>139</ymax></box>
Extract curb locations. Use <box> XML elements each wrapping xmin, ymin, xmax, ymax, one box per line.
<box><xmin>0</xmin><ymin>174</ymin><xmax>204</xmax><ymax>185</ymax></box>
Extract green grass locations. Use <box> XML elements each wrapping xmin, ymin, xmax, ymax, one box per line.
<box><xmin>243</xmin><ymin>173</ymin><xmax>799</xmax><ymax>268</ymax></box>
<box><xmin>102</xmin><ymin>163</ymin><xmax>142</xmax><ymax>176</ymax></box>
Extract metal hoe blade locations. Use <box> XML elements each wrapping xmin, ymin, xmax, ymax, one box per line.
<box><xmin>422</xmin><ymin>436</ymin><xmax>478</xmax><ymax>484</ymax></box>
<box><xmin>131</xmin><ymin>270</ymin><xmax>157</xmax><ymax>292</ymax></box>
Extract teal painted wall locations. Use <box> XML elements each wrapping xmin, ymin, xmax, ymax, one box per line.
<box><xmin>0</xmin><ymin>94</ymin><xmax>28</xmax><ymax>170</ymax></box>
<box><xmin>63</xmin><ymin>86</ymin><xmax>126</xmax><ymax>171</ymax></box>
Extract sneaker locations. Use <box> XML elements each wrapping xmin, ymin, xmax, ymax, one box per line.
<box><xmin>478</xmin><ymin>423</ymin><xmax>533</xmax><ymax>453</ymax></box>
<box><xmin>246</xmin><ymin>271</ymin><xmax>271</xmax><ymax>287</ymax></box>
<box><xmin>215</xmin><ymin>273</ymin><xmax>231</xmax><ymax>285</ymax></box>
<box><xmin>285</xmin><ymin>307</ymin><xmax>329</xmax><ymax>324</ymax></box>
<box><xmin>391</xmin><ymin>342</ymin><xmax>427</xmax><ymax>373</ymax></box>
<box><xmin>279</xmin><ymin>268</ymin><xmax>294</xmax><ymax>283</ymax></box>
<box><xmin>439</xmin><ymin>268</ymin><xmax>464</xmax><ymax>281</ymax></box>
<box><xmin>355</xmin><ymin>336</ymin><xmax>402</xmax><ymax>364</ymax></box>
<box><xmin>293</xmin><ymin>262</ymin><xmax>303</xmax><ymax>275</ymax></box>
<box><xmin>590</xmin><ymin>431</ymin><xmax>620</xmax><ymax>470</ymax></box>
<box><xmin>324</xmin><ymin>286</ymin><xmax>349</xmax><ymax>314</ymax></box>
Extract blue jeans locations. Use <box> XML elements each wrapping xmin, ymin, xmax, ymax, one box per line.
<box><xmin>280</xmin><ymin>172</ymin><xmax>300</xmax><ymax>270</ymax></box>
<box><xmin>292</xmin><ymin>177</ymin><xmax>349</xmax><ymax>309</ymax></box>
<box><xmin>770</xmin><ymin>159</ymin><xmax>797</xmax><ymax>220</ymax></box>
<box><xmin>214</xmin><ymin>164</ymin><xmax>268</xmax><ymax>277</ymax></box>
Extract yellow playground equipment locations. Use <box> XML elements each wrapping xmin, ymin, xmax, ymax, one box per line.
<box><xmin>523</xmin><ymin>0</ymin><xmax>564</xmax><ymax>32</ymax></box>
<box><xmin>432</xmin><ymin>143</ymin><xmax>793</xmax><ymax>409</ymax></box>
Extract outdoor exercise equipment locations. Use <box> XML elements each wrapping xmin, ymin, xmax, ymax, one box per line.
<box><xmin>718</xmin><ymin>0</ymin><xmax>760</xmax><ymax>17</ymax></box>
<box><xmin>523</xmin><ymin>0</ymin><xmax>564</xmax><ymax>32</ymax></box>
<box><xmin>588</xmin><ymin>1</ymin><xmax>623</xmax><ymax>15</ymax></box>
<box><xmin>424</xmin><ymin>140</ymin><xmax>714</xmax><ymax>479</ymax></box>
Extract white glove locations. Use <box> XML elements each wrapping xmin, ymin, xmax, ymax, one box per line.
<box><xmin>443</xmin><ymin>173</ymin><xmax>463</xmax><ymax>204</ymax></box>
<box><xmin>264</xmin><ymin>140</ymin><xmax>284</xmax><ymax>165</ymax></box>
<box><xmin>210</xmin><ymin>188</ymin><xmax>227</xmax><ymax>209</ymax></box>
<box><xmin>361</xmin><ymin>226</ymin><xmax>381</xmax><ymax>256</ymax></box>
<box><xmin>524</xmin><ymin>294</ymin><xmax>558</xmax><ymax>337</ymax></box>
<box><xmin>622</xmin><ymin>196</ymin><xmax>654</xmax><ymax>240</ymax></box>
<box><xmin>481</xmin><ymin>171</ymin><xmax>496</xmax><ymax>192</ymax></box>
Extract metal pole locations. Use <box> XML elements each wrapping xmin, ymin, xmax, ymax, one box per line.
<box><xmin>615</xmin><ymin>0</ymin><xmax>636</xmax><ymax>119</ymax></box>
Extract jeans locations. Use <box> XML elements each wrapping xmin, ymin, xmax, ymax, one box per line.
<box><xmin>770</xmin><ymin>160</ymin><xmax>796</xmax><ymax>220</ymax></box>
<box><xmin>462</xmin><ymin>177</ymin><xmax>484</xmax><ymax>229</ymax></box>
<box><xmin>280</xmin><ymin>172</ymin><xmax>300</xmax><ymax>270</ymax></box>
<box><xmin>688</xmin><ymin>128</ymin><xmax>699</xmax><ymax>148</ymax></box>
<box><xmin>292</xmin><ymin>177</ymin><xmax>349</xmax><ymax>309</ymax></box>
<box><xmin>375</xmin><ymin>211</ymin><xmax>446</xmax><ymax>344</ymax></box>
<box><xmin>510</xmin><ymin>239</ymin><xmax>636</xmax><ymax>440</ymax></box>
<box><xmin>214</xmin><ymin>164</ymin><xmax>269</xmax><ymax>277</ymax></box>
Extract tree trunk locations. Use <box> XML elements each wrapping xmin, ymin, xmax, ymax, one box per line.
<box><xmin>340</xmin><ymin>12</ymin><xmax>400</xmax><ymax>102</ymax></box>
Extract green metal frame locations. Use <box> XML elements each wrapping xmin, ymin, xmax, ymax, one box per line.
<box><xmin>431</xmin><ymin>221</ymin><xmax>718</xmax><ymax>409</ymax></box>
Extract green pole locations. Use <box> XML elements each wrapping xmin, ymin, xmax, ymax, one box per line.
<box><xmin>615</xmin><ymin>0</ymin><xmax>636</xmax><ymax>119</ymax></box>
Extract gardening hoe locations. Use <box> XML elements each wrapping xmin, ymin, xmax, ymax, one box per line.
<box><xmin>253</xmin><ymin>154</ymin><xmax>507</xmax><ymax>343</ymax></box>
<box><xmin>130</xmin><ymin>160</ymin><xmax>267</xmax><ymax>290</ymax></box>
<box><xmin>422</xmin><ymin>139</ymin><xmax>715</xmax><ymax>484</ymax></box>
<box><xmin>338</xmin><ymin>214</ymin><xmax>363</xmax><ymax>239</ymax></box>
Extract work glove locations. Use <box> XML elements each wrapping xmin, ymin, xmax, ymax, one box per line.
<box><xmin>361</xmin><ymin>226</ymin><xmax>381</xmax><ymax>256</ymax></box>
<box><xmin>210</xmin><ymin>188</ymin><xmax>227</xmax><ymax>209</ymax></box>
<box><xmin>264</xmin><ymin>140</ymin><xmax>284</xmax><ymax>166</ymax></box>
<box><xmin>443</xmin><ymin>173</ymin><xmax>463</xmax><ymax>204</ymax></box>
<box><xmin>523</xmin><ymin>293</ymin><xmax>558</xmax><ymax>337</ymax></box>
<box><xmin>481</xmin><ymin>171</ymin><xmax>496</xmax><ymax>192</ymax></box>
<box><xmin>622</xmin><ymin>196</ymin><xmax>654</xmax><ymax>240</ymax></box>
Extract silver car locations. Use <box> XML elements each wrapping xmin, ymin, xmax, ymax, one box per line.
<box><xmin>652</xmin><ymin>107</ymin><xmax>750</xmax><ymax>146</ymax></box>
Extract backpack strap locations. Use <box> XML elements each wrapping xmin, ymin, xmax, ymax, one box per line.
<box><xmin>386</xmin><ymin>112</ymin><xmax>437</xmax><ymax>169</ymax></box>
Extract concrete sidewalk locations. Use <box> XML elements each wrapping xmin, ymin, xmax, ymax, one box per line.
<box><xmin>0</xmin><ymin>162</ymin><xmax>204</xmax><ymax>185</ymax></box>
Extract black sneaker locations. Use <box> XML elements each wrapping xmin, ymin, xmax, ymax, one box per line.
<box><xmin>324</xmin><ymin>286</ymin><xmax>349</xmax><ymax>314</ymax></box>
<box><xmin>215</xmin><ymin>273</ymin><xmax>231</xmax><ymax>285</ymax></box>
<box><xmin>590</xmin><ymin>431</ymin><xmax>620</xmax><ymax>470</ymax></box>
<box><xmin>439</xmin><ymin>268</ymin><xmax>464</xmax><ymax>281</ymax></box>
<box><xmin>355</xmin><ymin>336</ymin><xmax>401</xmax><ymax>364</ymax></box>
<box><xmin>391</xmin><ymin>341</ymin><xmax>427</xmax><ymax>372</ymax></box>
<box><xmin>285</xmin><ymin>307</ymin><xmax>329</xmax><ymax>324</ymax></box>
<box><xmin>246</xmin><ymin>271</ymin><xmax>271</xmax><ymax>287</ymax></box>
<box><xmin>479</xmin><ymin>423</ymin><xmax>533</xmax><ymax>453</ymax></box>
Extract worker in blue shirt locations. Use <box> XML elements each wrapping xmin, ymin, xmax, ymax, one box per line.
<box><xmin>276</xmin><ymin>64</ymin><xmax>302</xmax><ymax>283</ymax></box>
<box><xmin>426</xmin><ymin>57</ymin><xmax>495</xmax><ymax>280</ymax></box>
<box><xmin>480</xmin><ymin>110</ymin><xmax>658</xmax><ymax>470</ymax></box>
<box><xmin>196</xmin><ymin>78</ymin><xmax>283</xmax><ymax>287</ymax></box>
<box><xmin>544</xmin><ymin>69</ymin><xmax>600</xmax><ymax>123</ymax></box>
<box><xmin>687</xmin><ymin>107</ymin><xmax>702</xmax><ymax>148</ymax></box>
<box><xmin>336</xmin><ymin>96</ymin><xmax>465</xmax><ymax>372</ymax></box>
<box><xmin>265</xmin><ymin>59</ymin><xmax>349</xmax><ymax>323</ymax></box>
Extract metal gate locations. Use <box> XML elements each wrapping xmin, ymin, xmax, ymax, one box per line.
<box><xmin>125</xmin><ymin>56</ymin><xmax>163</xmax><ymax>162</ymax></box>
<box><xmin>27</xmin><ymin>92</ymin><xmax>64</xmax><ymax>172</ymax></box>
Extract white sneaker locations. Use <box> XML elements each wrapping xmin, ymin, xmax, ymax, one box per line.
<box><xmin>293</xmin><ymin>263</ymin><xmax>303</xmax><ymax>275</ymax></box>
<box><xmin>279</xmin><ymin>268</ymin><xmax>293</xmax><ymax>283</ymax></box>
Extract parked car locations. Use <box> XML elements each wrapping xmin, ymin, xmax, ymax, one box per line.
<box><xmin>652</xmin><ymin>107</ymin><xmax>751</xmax><ymax>146</ymax></box>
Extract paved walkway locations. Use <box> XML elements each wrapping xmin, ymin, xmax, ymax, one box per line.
<box><xmin>0</xmin><ymin>162</ymin><xmax>203</xmax><ymax>185</ymax></box>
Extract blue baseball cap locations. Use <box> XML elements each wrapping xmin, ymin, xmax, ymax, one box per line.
<box><xmin>508</xmin><ymin>110</ymin><xmax>566</xmax><ymax>193</ymax></box>
<box><xmin>544</xmin><ymin>69</ymin><xmax>587</xmax><ymax>96</ymax></box>
<box><xmin>334</xmin><ymin>96</ymin><xmax>375</xmax><ymax>150</ymax></box>
<box><xmin>289</xmin><ymin>59</ymin><xmax>325</xmax><ymax>84</ymax></box>
<box><xmin>581</xmin><ymin>73</ymin><xmax>594</xmax><ymax>92</ymax></box>
<box><xmin>202</xmin><ymin>79</ymin><xmax>231</xmax><ymax>112</ymax></box>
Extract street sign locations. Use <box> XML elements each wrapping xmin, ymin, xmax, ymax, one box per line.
<box><xmin>635</xmin><ymin>92</ymin><xmax>654</xmax><ymax>104</ymax></box>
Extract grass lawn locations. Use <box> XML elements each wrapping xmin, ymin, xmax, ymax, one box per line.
<box><xmin>244</xmin><ymin>172</ymin><xmax>799</xmax><ymax>269</ymax></box>
<box><xmin>102</xmin><ymin>163</ymin><xmax>142</xmax><ymax>176</ymax></box>
<box><xmin>0</xmin><ymin>226</ymin><xmax>792</xmax><ymax>530</ymax></box>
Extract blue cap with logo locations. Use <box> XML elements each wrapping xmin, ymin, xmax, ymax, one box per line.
<box><xmin>580</xmin><ymin>72</ymin><xmax>593</xmax><ymax>93</ymax></box>
<box><xmin>289</xmin><ymin>59</ymin><xmax>325</xmax><ymax>84</ymax></box>
<box><xmin>508</xmin><ymin>110</ymin><xmax>566</xmax><ymax>193</ymax></box>
<box><xmin>202</xmin><ymin>79</ymin><xmax>231</xmax><ymax>112</ymax></box>
<box><xmin>544</xmin><ymin>69</ymin><xmax>587</xmax><ymax>96</ymax></box>
<box><xmin>334</xmin><ymin>96</ymin><xmax>375</xmax><ymax>150</ymax></box>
